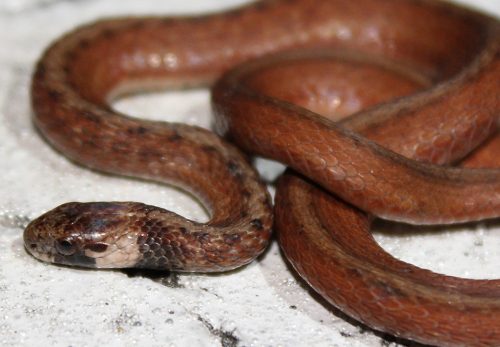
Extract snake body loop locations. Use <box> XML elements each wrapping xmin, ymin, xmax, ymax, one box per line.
<box><xmin>24</xmin><ymin>0</ymin><xmax>500</xmax><ymax>345</ymax></box>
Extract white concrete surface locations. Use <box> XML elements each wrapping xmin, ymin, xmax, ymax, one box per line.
<box><xmin>0</xmin><ymin>1</ymin><xmax>499</xmax><ymax>346</ymax></box>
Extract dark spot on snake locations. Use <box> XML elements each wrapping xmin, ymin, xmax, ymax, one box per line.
<box><xmin>48</xmin><ymin>89</ymin><xmax>62</xmax><ymax>102</ymax></box>
<box><xmin>227</xmin><ymin>160</ymin><xmax>241</xmax><ymax>177</ymax></box>
<box><xmin>201</xmin><ymin>145</ymin><xmax>217</xmax><ymax>153</ymax></box>
<box><xmin>101</xmin><ymin>28</ymin><xmax>116</xmax><ymax>39</ymax></box>
<box><xmin>60</xmin><ymin>202</ymin><xmax>84</xmax><ymax>219</ymax></box>
<box><xmin>168</xmin><ymin>131</ymin><xmax>182</xmax><ymax>142</ymax></box>
<box><xmin>179</xmin><ymin>227</ymin><xmax>187</xmax><ymax>234</ymax></box>
<box><xmin>350</xmin><ymin>134</ymin><xmax>362</xmax><ymax>147</ymax></box>
<box><xmin>197</xmin><ymin>232</ymin><xmax>210</xmax><ymax>244</ymax></box>
<box><xmin>79</xmin><ymin>38</ymin><xmax>90</xmax><ymax>49</ymax></box>
<box><xmin>127</xmin><ymin>126</ymin><xmax>149</xmax><ymax>135</ymax></box>
<box><xmin>85</xmin><ymin>242</ymin><xmax>108</xmax><ymax>253</ymax></box>
<box><xmin>80</xmin><ymin>110</ymin><xmax>101</xmax><ymax>123</ymax></box>
<box><xmin>62</xmin><ymin>63</ymin><xmax>71</xmax><ymax>75</ymax></box>
<box><xmin>223</xmin><ymin>234</ymin><xmax>241</xmax><ymax>245</ymax></box>
<box><xmin>242</xmin><ymin>190</ymin><xmax>251</xmax><ymax>198</ymax></box>
<box><xmin>250</xmin><ymin>218</ymin><xmax>263</xmax><ymax>230</ymax></box>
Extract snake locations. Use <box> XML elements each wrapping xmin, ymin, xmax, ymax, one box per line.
<box><xmin>23</xmin><ymin>0</ymin><xmax>500</xmax><ymax>345</ymax></box>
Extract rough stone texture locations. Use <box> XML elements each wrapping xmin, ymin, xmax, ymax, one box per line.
<box><xmin>0</xmin><ymin>0</ymin><xmax>499</xmax><ymax>346</ymax></box>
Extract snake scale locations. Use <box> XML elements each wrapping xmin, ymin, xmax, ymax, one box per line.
<box><xmin>23</xmin><ymin>0</ymin><xmax>500</xmax><ymax>345</ymax></box>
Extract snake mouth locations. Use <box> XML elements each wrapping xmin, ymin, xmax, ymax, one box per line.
<box><xmin>53</xmin><ymin>253</ymin><xmax>97</xmax><ymax>268</ymax></box>
<box><xmin>24</xmin><ymin>241</ymin><xmax>97</xmax><ymax>268</ymax></box>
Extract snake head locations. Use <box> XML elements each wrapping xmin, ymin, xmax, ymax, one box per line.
<box><xmin>24</xmin><ymin>202</ymin><xmax>144</xmax><ymax>268</ymax></box>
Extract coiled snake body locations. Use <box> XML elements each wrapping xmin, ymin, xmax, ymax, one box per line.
<box><xmin>24</xmin><ymin>0</ymin><xmax>500</xmax><ymax>345</ymax></box>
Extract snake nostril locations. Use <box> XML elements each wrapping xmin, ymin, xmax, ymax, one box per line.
<box><xmin>30</xmin><ymin>243</ymin><xmax>37</xmax><ymax>249</ymax></box>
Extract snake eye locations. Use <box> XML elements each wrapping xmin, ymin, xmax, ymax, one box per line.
<box><xmin>56</xmin><ymin>238</ymin><xmax>76</xmax><ymax>255</ymax></box>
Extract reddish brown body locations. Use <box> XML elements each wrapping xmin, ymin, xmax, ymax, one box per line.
<box><xmin>25</xmin><ymin>0</ymin><xmax>500</xmax><ymax>346</ymax></box>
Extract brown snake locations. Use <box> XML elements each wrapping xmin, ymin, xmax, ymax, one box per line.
<box><xmin>23</xmin><ymin>0</ymin><xmax>500</xmax><ymax>345</ymax></box>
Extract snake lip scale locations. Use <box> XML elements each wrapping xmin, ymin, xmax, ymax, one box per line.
<box><xmin>23</xmin><ymin>0</ymin><xmax>500</xmax><ymax>346</ymax></box>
